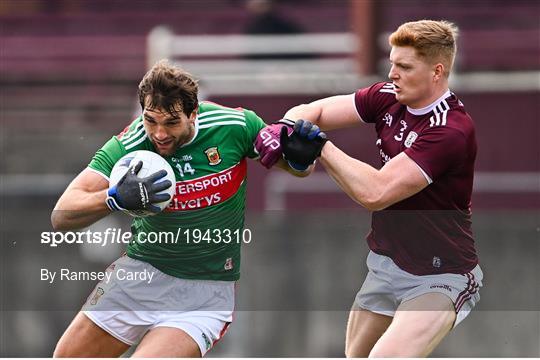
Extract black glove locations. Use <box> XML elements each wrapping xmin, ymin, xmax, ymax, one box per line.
<box><xmin>106</xmin><ymin>161</ymin><xmax>172</xmax><ymax>215</ymax></box>
<box><xmin>280</xmin><ymin>119</ymin><xmax>328</xmax><ymax>170</ymax></box>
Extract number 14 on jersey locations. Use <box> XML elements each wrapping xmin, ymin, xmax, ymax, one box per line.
<box><xmin>175</xmin><ymin>162</ymin><xmax>195</xmax><ymax>177</ymax></box>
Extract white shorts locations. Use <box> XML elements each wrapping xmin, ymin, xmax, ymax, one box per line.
<box><xmin>354</xmin><ymin>251</ymin><xmax>483</xmax><ymax>328</ymax></box>
<box><xmin>82</xmin><ymin>256</ymin><xmax>235</xmax><ymax>356</ymax></box>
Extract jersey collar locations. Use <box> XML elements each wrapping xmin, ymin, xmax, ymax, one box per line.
<box><xmin>407</xmin><ymin>89</ymin><xmax>451</xmax><ymax>116</ymax></box>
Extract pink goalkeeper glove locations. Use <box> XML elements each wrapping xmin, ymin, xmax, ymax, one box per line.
<box><xmin>254</xmin><ymin>119</ymin><xmax>294</xmax><ymax>169</ymax></box>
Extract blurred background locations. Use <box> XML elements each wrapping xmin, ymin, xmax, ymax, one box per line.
<box><xmin>1</xmin><ymin>0</ymin><xmax>539</xmax><ymax>357</ymax></box>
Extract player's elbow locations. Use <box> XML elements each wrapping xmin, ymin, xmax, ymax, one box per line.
<box><xmin>361</xmin><ymin>198</ymin><xmax>384</xmax><ymax>211</ymax></box>
<box><xmin>50</xmin><ymin>210</ymin><xmax>68</xmax><ymax>231</ymax></box>
<box><xmin>364</xmin><ymin>201</ymin><xmax>387</xmax><ymax>212</ymax></box>
<box><xmin>50</xmin><ymin>209</ymin><xmax>80</xmax><ymax>231</ymax></box>
<box><xmin>357</xmin><ymin>191</ymin><xmax>388</xmax><ymax>211</ymax></box>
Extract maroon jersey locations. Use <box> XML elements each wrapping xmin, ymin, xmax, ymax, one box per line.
<box><xmin>355</xmin><ymin>82</ymin><xmax>478</xmax><ymax>275</ymax></box>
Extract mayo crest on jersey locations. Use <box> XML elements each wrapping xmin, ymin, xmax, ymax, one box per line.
<box><xmin>88</xmin><ymin>101</ymin><xmax>266</xmax><ymax>281</ymax></box>
<box><xmin>355</xmin><ymin>82</ymin><xmax>478</xmax><ymax>275</ymax></box>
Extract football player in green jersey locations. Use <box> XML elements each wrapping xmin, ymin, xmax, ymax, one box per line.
<box><xmin>51</xmin><ymin>60</ymin><xmax>310</xmax><ymax>357</ymax></box>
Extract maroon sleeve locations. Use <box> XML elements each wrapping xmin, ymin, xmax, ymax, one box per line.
<box><xmin>404</xmin><ymin>127</ymin><xmax>467</xmax><ymax>181</ymax></box>
<box><xmin>354</xmin><ymin>82</ymin><xmax>394</xmax><ymax>123</ymax></box>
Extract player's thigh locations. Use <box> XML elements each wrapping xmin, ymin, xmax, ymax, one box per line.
<box><xmin>345</xmin><ymin>304</ymin><xmax>393</xmax><ymax>358</ymax></box>
<box><xmin>54</xmin><ymin>312</ymin><xmax>130</xmax><ymax>357</ymax></box>
<box><xmin>369</xmin><ymin>292</ymin><xmax>456</xmax><ymax>358</ymax></box>
<box><xmin>132</xmin><ymin>327</ymin><xmax>201</xmax><ymax>358</ymax></box>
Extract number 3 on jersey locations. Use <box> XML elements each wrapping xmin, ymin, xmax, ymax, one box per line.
<box><xmin>175</xmin><ymin>162</ymin><xmax>195</xmax><ymax>177</ymax></box>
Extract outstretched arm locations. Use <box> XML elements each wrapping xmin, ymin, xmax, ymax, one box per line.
<box><xmin>320</xmin><ymin>142</ymin><xmax>429</xmax><ymax>211</ymax></box>
<box><xmin>284</xmin><ymin>94</ymin><xmax>363</xmax><ymax>131</ymax></box>
<box><xmin>254</xmin><ymin>95</ymin><xmax>363</xmax><ymax>171</ymax></box>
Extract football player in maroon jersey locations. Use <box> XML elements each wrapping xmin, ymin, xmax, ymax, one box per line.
<box><xmin>276</xmin><ymin>20</ymin><xmax>483</xmax><ymax>357</ymax></box>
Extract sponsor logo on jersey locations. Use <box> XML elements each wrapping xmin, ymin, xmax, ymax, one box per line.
<box><xmin>404</xmin><ymin>131</ymin><xmax>418</xmax><ymax>148</ymax></box>
<box><xmin>224</xmin><ymin>258</ymin><xmax>234</xmax><ymax>271</ymax></box>
<box><xmin>89</xmin><ymin>287</ymin><xmax>105</xmax><ymax>305</ymax></box>
<box><xmin>167</xmin><ymin>160</ymin><xmax>247</xmax><ymax>211</ymax></box>
<box><xmin>432</xmin><ymin>256</ymin><xmax>442</xmax><ymax>268</ymax></box>
<box><xmin>204</xmin><ymin>147</ymin><xmax>222</xmax><ymax>165</ymax></box>
<box><xmin>172</xmin><ymin>155</ymin><xmax>193</xmax><ymax>163</ymax></box>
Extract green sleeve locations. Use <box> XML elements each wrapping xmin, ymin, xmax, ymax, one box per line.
<box><xmin>243</xmin><ymin>109</ymin><xmax>267</xmax><ymax>159</ymax></box>
<box><xmin>88</xmin><ymin>136</ymin><xmax>127</xmax><ymax>179</ymax></box>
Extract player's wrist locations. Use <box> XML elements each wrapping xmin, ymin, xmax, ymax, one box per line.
<box><xmin>320</xmin><ymin>140</ymin><xmax>332</xmax><ymax>157</ymax></box>
<box><xmin>318</xmin><ymin>140</ymin><xmax>335</xmax><ymax>166</ymax></box>
<box><xmin>276</xmin><ymin>118</ymin><xmax>295</xmax><ymax>127</ymax></box>
<box><xmin>105</xmin><ymin>185</ymin><xmax>125</xmax><ymax>212</ymax></box>
<box><xmin>321</xmin><ymin>139</ymin><xmax>331</xmax><ymax>152</ymax></box>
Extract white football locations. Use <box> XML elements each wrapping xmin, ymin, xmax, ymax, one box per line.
<box><xmin>109</xmin><ymin>150</ymin><xmax>176</xmax><ymax>217</ymax></box>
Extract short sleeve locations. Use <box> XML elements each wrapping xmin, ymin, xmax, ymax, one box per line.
<box><xmin>404</xmin><ymin>127</ymin><xmax>467</xmax><ymax>181</ymax></box>
<box><xmin>354</xmin><ymin>82</ymin><xmax>396</xmax><ymax>124</ymax></box>
<box><xmin>88</xmin><ymin>137</ymin><xmax>127</xmax><ymax>179</ymax></box>
<box><xmin>243</xmin><ymin>109</ymin><xmax>267</xmax><ymax>159</ymax></box>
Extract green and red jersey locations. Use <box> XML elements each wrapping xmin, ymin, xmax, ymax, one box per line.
<box><xmin>88</xmin><ymin>101</ymin><xmax>266</xmax><ymax>281</ymax></box>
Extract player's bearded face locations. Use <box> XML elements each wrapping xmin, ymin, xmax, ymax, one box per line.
<box><xmin>143</xmin><ymin>106</ymin><xmax>197</xmax><ymax>156</ymax></box>
<box><xmin>388</xmin><ymin>46</ymin><xmax>437</xmax><ymax>109</ymax></box>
